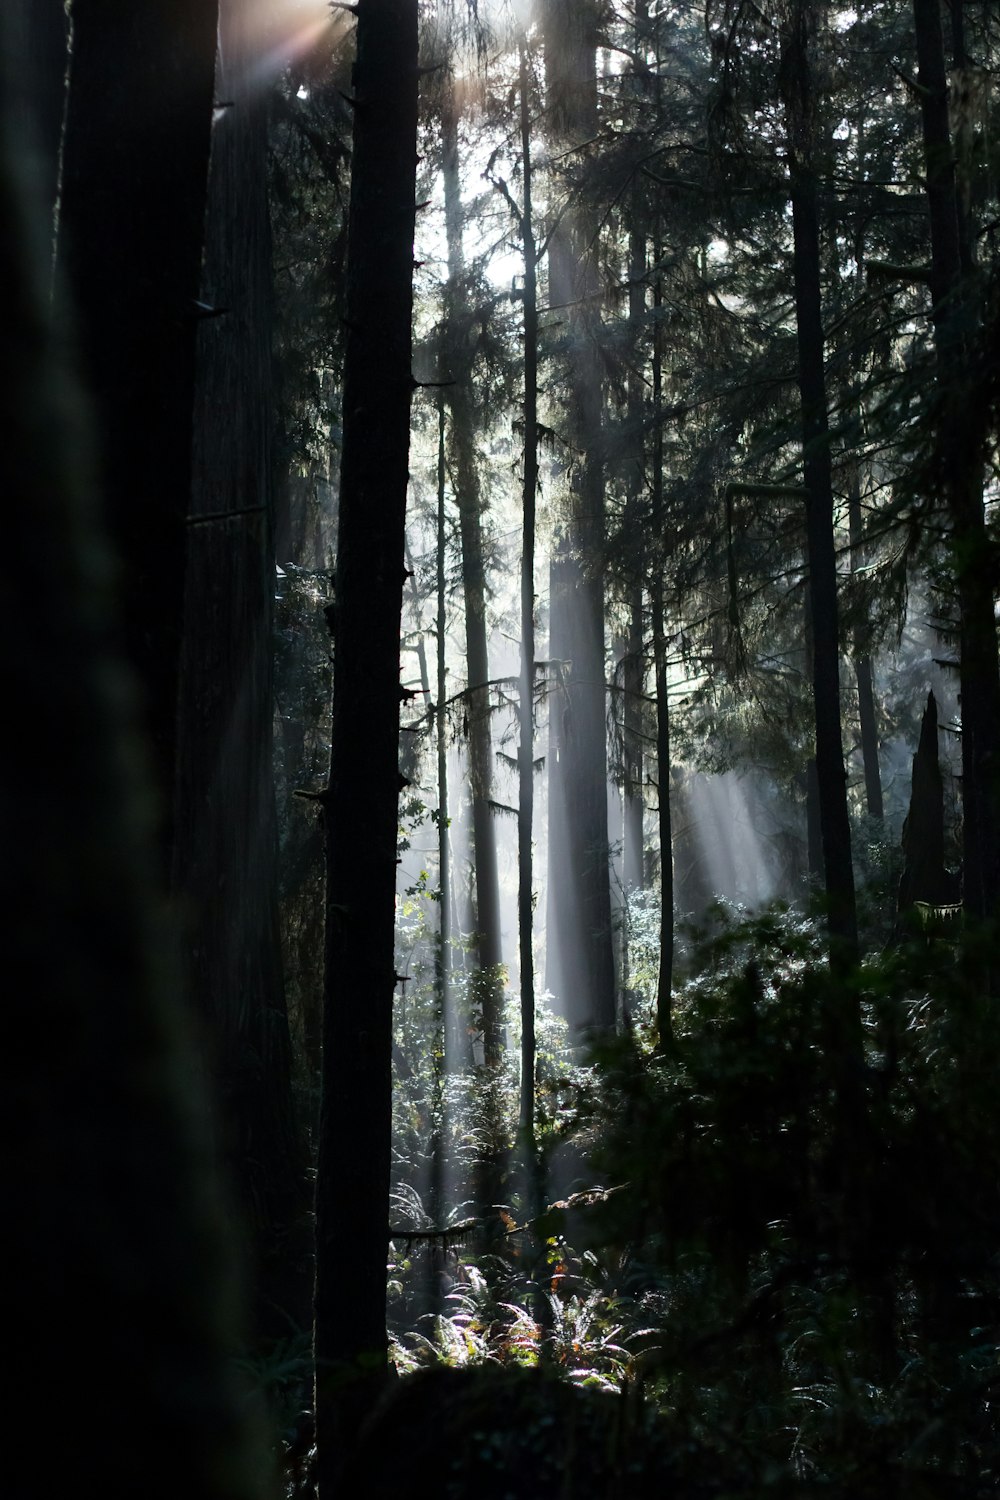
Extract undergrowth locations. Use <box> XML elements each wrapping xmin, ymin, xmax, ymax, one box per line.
<box><xmin>380</xmin><ymin>903</ymin><xmax>1000</xmax><ymax>1498</ymax></box>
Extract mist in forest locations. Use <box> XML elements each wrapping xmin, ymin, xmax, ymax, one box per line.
<box><xmin>25</xmin><ymin>0</ymin><xmax>1000</xmax><ymax>1490</ymax></box>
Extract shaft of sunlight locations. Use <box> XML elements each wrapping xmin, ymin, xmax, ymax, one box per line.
<box><xmin>237</xmin><ymin>0</ymin><xmax>344</xmax><ymax>88</ymax></box>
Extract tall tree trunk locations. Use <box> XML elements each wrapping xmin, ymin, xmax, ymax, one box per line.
<box><xmin>435</xmin><ymin>396</ymin><xmax>451</xmax><ymax>1051</ymax></box>
<box><xmin>172</xmin><ymin>0</ymin><xmax>309</xmax><ymax>1340</ymax></box>
<box><xmin>427</xmin><ymin>392</ymin><xmax>448</xmax><ymax>1310</ymax></box>
<box><xmin>792</xmin><ymin>169</ymin><xmax>858</xmax><ymax>960</ymax></box>
<box><xmin>517</xmin><ymin>39</ymin><xmax>539</xmax><ymax>1142</ymax></box>
<box><xmin>622</xmin><ymin>216</ymin><xmax>647</xmax><ymax>902</ymax></box>
<box><xmin>543</xmin><ymin>0</ymin><xmax>615</xmax><ymax>1037</ymax></box>
<box><xmin>846</xmin><ymin>86</ymin><xmax>884</xmax><ymax>827</ymax></box>
<box><xmin>650</xmin><ymin>248</ymin><xmax>674</xmax><ymax>1050</ymax></box>
<box><xmin>781</xmin><ymin>4</ymin><xmax>859</xmax><ymax>970</ymax></box>
<box><xmin>848</xmin><ymin>466</ymin><xmax>884</xmax><ymax>821</ymax></box>
<box><xmin>618</xmin><ymin>200</ymin><xmax>648</xmax><ymax>1026</ymax></box>
<box><xmin>57</xmin><ymin>0</ymin><xmax>220</xmax><ymax>851</ymax></box>
<box><xmin>804</xmin><ymin>600</ymin><xmax>825</xmax><ymax>881</ymax></box>
<box><xmin>781</xmin><ymin>4</ymin><xmax>869</xmax><ymax>1278</ymax></box>
<box><xmin>912</xmin><ymin>0</ymin><xmax>1000</xmax><ymax>927</ymax></box>
<box><xmin>622</xmin><ymin>597</ymin><xmax>646</xmax><ymax>897</ymax></box>
<box><xmin>441</xmin><ymin>77</ymin><xmax>505</xmax><ymax>1070</ymax></box>
<box><xmin>314</xmin><ymin>1</ymin><xmax>419</xmax><ymax>1487</ymax></box>
<box><xmin>1</xmin><ymin>27</ymin><xmax>266</xmax><ymax>1495</ymax></box>
<box><xmin>651</xmin><ymin>585</ymin><xmax>674</xmax><ymax>1048</ymax></box>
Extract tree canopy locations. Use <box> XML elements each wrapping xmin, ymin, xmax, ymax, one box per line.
<box><xmin>12</xmin><ymin>2</ymin><xmax>1000</xmax><ymax>1497</ymax></box>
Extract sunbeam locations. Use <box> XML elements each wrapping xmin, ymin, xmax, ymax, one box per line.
<box><xmin>235</xmin><ymin>0</ymin><xmax>348</xmax><ymax>88</ymax></box>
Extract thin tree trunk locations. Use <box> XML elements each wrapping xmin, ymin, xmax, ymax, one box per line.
<box><xmin>622</xmin><ymin>593</ymin><xmax>646</xmax><ymax>898</ymax></box>
<box><xmin>652</xmin><ymin>586</ymin><xmax>674</xmax><ymax>1049</ymax></box>
<box><xmin>847</xmin><ymin>74</ymin><xmax>885</xmax><ymax>827</ymax></box>
<box><xmin>428</xmin><ymin>392</ymin><xmax>448</xmax><ymax>1310</ymax></box>
<box><xmin>57</xmin><ymin>0</ymin><xmax>220</xmax><ymax>853</ymax></box>
<box><xmin>622</xmin><ymin>216</ymin><xmax>647</xmax><ymax>902</ymax></box>
<box><xmin>314</xmin><ymin>2</ymin><xmax>419</xmax><ymax>1487</ymax></box>
<box><xmin>517</xmin><ymin>39</ymin><xmax>539</xmax><ymax>1141</ymax></box>
<box><xmin>782</xmin><ymin>5</ymin><xmax>859</xmax><ymax>970</ymax></box>
<box><xmin>436</xmin><ymin>397</ymin><xmax>451</xmax><ymax>1045</ymax></box>
<box><xmin>913</xmin><ymin>0</ymin><xmax>1000</xmax><ymax>927</ymax></box>
<box><xmin>782</xmin><ymin>4</ymin><xmax>868</xmax><ymax>1277</ymax></box>
<box><xmin>792</xmin><ymin>171</ymin><xmax>858</xmax><ymax>960</ymax></box>
<box><xmin>618</xmin><ymin>200</ymin><xmax>647</xmax><ymax>1026</ymax></box>
<box><xmin>650</xmin><ymin>251</ymin><xmax>673</xmax><ymax>1049</ymax></box>
<box><xmin>405</xmin><ymin>537</ymin><xmax>433</xmax><ymax>703</ymax></box>
<box><xmin>848</xmin><ymin>467</ymin><xmax>884</xmax><ymax>821</ymax></box>
<box><xmin>441</xmin><ymin>77</ymin><xmax>505</xmax><ymax>1069</ymax></box>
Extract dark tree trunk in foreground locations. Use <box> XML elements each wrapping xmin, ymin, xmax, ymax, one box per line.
<box><xmin>441</xmin><ymin>78</ymin><xmax>505</xmax><ymax>1069</ymax></box>
<box><xmin>913</xmin><ymin>0</ymin><xmax>1000</xmax><ymax>927</ymax></box>
<box><xmin>172</xmin><ymin>0</ymin><xmax>308</xmax><ymax>1339</ymax></box>
<box><xmin>782</xmin><ymin>5</ymin><xmax>859</xmax><ymax>970</ymax></box>
<box><xmin>57</xmin><ymin>0</ymin><xmax>220</xmax><ymax>848</ymax></box>
<box><xmin>1</xmin><ymin>31</ymin><xmax>265</xmax><ymax>1499</ymax></box>
<box><xmin>544</xmin><ymin>0</ymin><xmax>615</xmax><ymax>1037</ymax></box>
<box><xmin>314</xmin><ymin>1</ymin><xmax>419</xmax><ymax>1487</ymax></box>
<box><xmin>6</xmin><ymin>0</ymin><xmax>66</xmax><ymax>220</ymax></box>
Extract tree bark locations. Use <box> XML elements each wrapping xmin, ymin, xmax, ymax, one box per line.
<box><xmin>517</xmin><ymin>39</ymin><xmax>539</xmax><ymax>1141</ymax></box>
<box><xmin>435</xmin><ymin>397</ymin><xmax>451</xmax><ymax>1048</ymax></box>
<box><xmin>651</xmin><ymin>585</ymin><xmax>674</xmax><ymax>1049</ymax></box>
<box><xmin>314</xmin><ymin>1</ymin><xmax>419</xmax><ymax>1487</ymax></box>
<box><xmin>781</xmin><ymin>3</ymin><xmax>859</xmax><ymax>968</ymax></box>
<box><xmin>427</xmin><ymin>392</ymin><xmax>448</xmax><ymax>1305</ymax></box>
<box><xmin>650</xmin><ymin>249</ymin><xmax>673</xmax><ymax>1049</ymax></box>
<box><xmin>172</xmin><ymin>0</ymin><xmax>309</xmax><ymax>1340</ymax></box>
<box><xmin>621</xmin><ymin>216</ymin><xmax>647</xmax><ymax>903</ymax></box>
<box><xmin>543</xmin><ymin>0</ymin><xmax>616</xmax><ymax>1037</ymax></box>
<box><xmin>6</xmin><ymin>0</ymin><xmax>66</xmax><ymax>222</ymax></box>
<box><xmin>848</xmin><ymin>466</ymin><xmax>884</xmax><ymax>821</ymax></box>
<box><xmin>441</xmin><ymin>77</ymin><xmax>505</xmax><ymax>1069</ymax></box>
<box><xmin>912</xmin><ymin>0</ymin><xmax>1000</xmax><ymax>927</ymax></box>
<box><xmin>57</xmin><ymin>0</ymin><xmax>220</xmax><ymax>851</ymax></box>
<box><xmin>1</xmin><ymin>28</ymin><xmax>265</xmax><ymax>1495</ymax></box>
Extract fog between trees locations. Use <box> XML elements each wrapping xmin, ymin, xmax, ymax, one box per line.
<box><xmin>8</xmin><ymin>2</ymin><xmax>1000</xmax><ymax>1497</ymax></box>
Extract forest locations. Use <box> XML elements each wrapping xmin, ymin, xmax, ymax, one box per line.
<box><xmin>5</xmin><ymin>0</ymin><xmax>1000</xmax><ymax>1495</ymax></box>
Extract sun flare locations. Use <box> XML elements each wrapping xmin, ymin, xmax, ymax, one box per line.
<box><xmin>236</xmin><ymin>0</ymin><xmax>350</xmax><ymax>86</ymax></box>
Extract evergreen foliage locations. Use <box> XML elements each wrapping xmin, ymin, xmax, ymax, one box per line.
<box><xmin>20</xmin><ymin>0</ymin><xmax>1000</xmax><ymax>1495</ymax></box>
